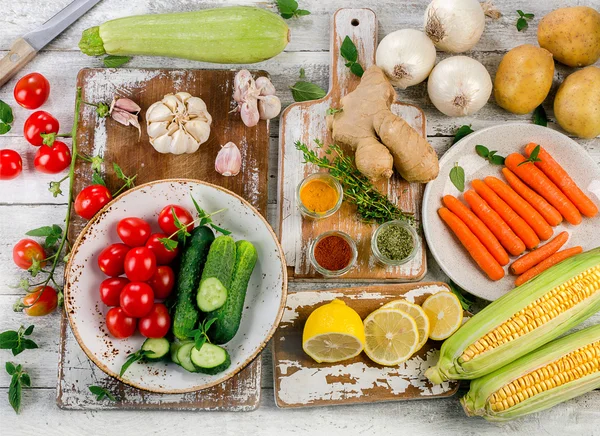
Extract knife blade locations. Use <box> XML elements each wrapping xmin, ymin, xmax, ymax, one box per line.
<box><xmin>0</xmin><ymin>0</ymin><xmax>102</xmax><ymax>87</ymax></box>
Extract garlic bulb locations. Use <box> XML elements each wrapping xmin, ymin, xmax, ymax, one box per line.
<box><xmin>376</xmin><ymin>29</ymin><xmax>437</xmax><ymax>89</ymax></box>
<box><xmin>427</xmin><ymin>56</ymin><xmax>492</xmax><ymax>117</ymax></box>
<box><xmin>146</xmin><ymin>92</ymin><xmax>212</xmax><ymax>155</ymax></box>
<box><xmin>215</xmin><ymin>142</ymin><xmax>241</xmax><ymax>176</ymax></box>
<box><xmin>424</xmin><ymin>0</ymin><xmax>485</xmax><ymax>53</ymax></box>
<box><xmin>232</xmin><ymin>70</ymin><xmax>281</xmax><ymax>126</ymax></box>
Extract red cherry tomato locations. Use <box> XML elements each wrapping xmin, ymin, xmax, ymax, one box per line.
<box><xmin>74</xmin><ymin>185</ymin><xmax>112</xmax><ymax>220</ymax></box>
<box><xmin>99</xmin><ymin>277</ymin><xmax>130</xmax><ymax>306</ymax></box>
<box><xmin>97</xmin><ymin>243</ymin><xmax>129</xmax><ymax>277</ymax></box>
<box><xmin>158</xmin><ymin>205</ymin><xmax>194</xmax><ymax>235</ymax></box>
<box><xmin>145</xmin><ymin>233</ymin><xmax>179</xmax><ymax>265</ymax></box>
<box><xmin>117</xmin><ymin>217</ymin><xmax>151</xmax><ymax>247</ymax></box>
<box><xmin>13</xmin><ymin>239</ymin><xmax>46</xmax><ymax>270</ymax></box>
<box><xmin>139</xmin><ymin>303</ymin><xmax>171</xmax><ymax>338</ymax></box>
<box><xmin>0</xmin><ymin>150</ymin><xmax>23</xmax><ymax>180</ymax></box>
<box><xmin>120</xmin><ymin>282</ymin><xmax>154</xmax><ymax>318</ymax></box>
<box><xmin>23</xmin><ymin>111</ymin><xmax>59</xmax><ymax>146</ymax></box>
<box><xmin>14</xmin><ymin>73</ymin><xmax>50</xmax><ymax>110</ymax></box>
<box><xmin>20</xmin><ymin>286</ymin><xmax>58</xmax><ymax>316</ymax></box>
<box><xmin>34</xmin><ymin>141</ymin><xmax>71</xmax><ymax>174</ymax></box>
<box><xmin>105</xmin><ymin>307</ymin><xmax>136</xmax><ymax>339</ymax></box>
<box><xmin>124</xmin><ymin>247</ymin><xmax>157</xmax><ymax>282</ymax></box>
<box><xmin>147</xmin><ymin>266</ymin><xmax>175</xmax><ymax>300</ymax></box>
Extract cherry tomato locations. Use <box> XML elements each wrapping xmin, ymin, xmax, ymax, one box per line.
<box><xmin>139</xmin><ymin>303</ymin><xmax>171</xmax><ymax>338</ymax></box>
<box><xmin>34</xmin><ymin>141</ymin><xmax>71</xmax><ymax>174</ymax></box>
<box><xmin>75</xmin><ymin>185</ymin><xmax>112</xmax><ymax>220</ymax></box>
<box><xmin>14</xmin><ymin>73</ymin><xmax>50</xmax><ymax>110</ymax></box>
<box><xmin>120</xmin><ymin>282</ymin><xmax>154</xmax><ymax>318</ymax></box>
<box><xmin>13</xmin><ymin>239</ymin><xmax>46</xmax><ymax>270</ymax></box>
<box><xmin>99</xmin><ymin>277</ymin><xmax>130</xmax><ymax>306</ymax></box>
<box><xmin>105</xmin><ymin>307</ymin><xmax>136</xmax><ymax>339</ymax></box>
<box><xmin>23</xmin><ymin>111</ymin><xmax>59</xmax><ymax>146</ymax></box>
<box><xmin>0</xmin><ymin>150</ymin><xmax>23</xmax><ymax>180</ymax></box>
<box><xmin>124</xmin><ymin>247</ymin><xmax>157</xmax><ymax>282</ymax></box>
<box><xmin>97</xmin><ymin>243</ymin><xmax>129</xmax><ymax>277</ymax></box>
<box><xmin>147</xmin><ymin>266</ymin><xmax>175</xmax><ymax>300</ymax></box>
<box><xmin>20</xmin><ymin>286</ymin><xmax>58</xmax><ymax>316</ymax></box>
<box><xmin>158</xmin><ymin>205</ymin><xmax>194</xmax><ymax>236</ymax></box>
<box><xmin>145</xmin><ymin>233</ymin><xmax>179</xmax><ymax>265</ymax></box>
<box><xmin>117</xmin><ymin>217</ymin><xmax>151</xmax><ymax>247</ymax></box>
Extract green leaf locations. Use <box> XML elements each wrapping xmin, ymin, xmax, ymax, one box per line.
<box><xmin>119</xmin><ymin>350</ymin><xmax>149</xmax><ymax>377</ymax></box>
<box><xmin>296</xmin><ymin>9</ymin><xmax>311</xmax><ymax>16</ymax></box>
<box><xmin>516</xmin><ymin>17</ymin><xmax>528</xmax><ymax>31</ymax></box>
<box><xmin>449</xmin><ymin>163</ymin><xmax>465</xmax><ymax>192</ymax></box>
<box><xmin>475</xmin><ymin>145</ymin><xmax>489</xmax><ymax>158</ymax></box>
<box><xmin>490</xmin><ymin>154</ymin><xmax>506</xmax><ymax>165</ymax></box>
<box><xmin>96</xmin><ymin>103</ymin><xmax>110</xmax><ymax>118</ymax></box>
<box><xmin>158</xmin><ymin>237</ymin><xmax>178</xmax><ymax>252</ymax></box>
<box><xmin>523</xmin><ymin>13</ymin><xmax>534</xmax><ymax>19</ymax></box>
<box><xmin>26</xmin><ymin>226</ymin><xmax>54</xmax><ymax>237</ymax></box>
<box><xmin>448</xmin><ymin>281</ymin><xmax>474</xmax><ymax>311</ymax></box>
<box><xmin>0</xmin><ymin>123</ymin><xmax>11</xmax><ymax>135</ymax></box>
<box><xmin>20</xmin><ymin>373</ymin><xmax>30</xmax><ymax>387</ymax></box>
<box><xmin>5</xmin><ymin>361</ymin><xmax>16</xmax><ymax>375</ymax></box>
<box><xmin>290</xmin><ymin>81</ymin><xmax>327</xmax><ymax>102</ymax></box>
<box><xmin>89</xmin><ymin>385</ymin><xmax>116</xmax><ymax>401</ymax></box>
<box><xmin>0</xmin><ymin>331</ymin><xmax>20</xmax><ymax>350</ymax></box>
<box><xmin>518</xmin><ymin>144</ymin><xmax>542</xmax><ymax>166</ymax></box>
<box><xmin>24</xmin><ymin>325</ymin><xmax>34</xmax><ymax>336</ymax></box>
<box><xmin>280</xmin><ymin>12</ymin><xmax>294</xmax><ymax>19</ymax></box>
<box><xmin>326</xmin><ymin>108</ymin><xmax>343</xmax><ymax>116</ymax></box>
<box><xmin>113</xmin><ymin>162</ymin><xmax>125</xmax><ymax>180</ymax></box>
<box><xmin>349</xmin><ymin>62</ymin><xmax>364</xmax><ymax>77</ymax></box>
<box><xmin>92</xmin><ymin>171</ymin><xmax>106</xmax><ymax>186</ymax></box>
<box><xmin>340</xmin><ymin>36</ymin><xmax>358</xmax><ymax>63</ymax></box>
<box><xmin>533</xmin><ymin>105</ymin><xmax>548</xmax><ymax>127</ymax></box>
<box><xmin>299</xmin><ymin>68</ymin><xmax>306</xmax><ymax>79</ymax></box>
<box><xmin>0</xmin><ymin>99</ymin><xmax>14</xmax><ymax>125</ymax></box>
<box><xmin>276</xmin><ymin>0</ymin><xmax>298</xmax><ymax>16</ymax></box>
<box><xmin>194</xmin><ymin>334</ymin><xmax>207</xmax><ymax>351</ymax></box>
<box><xmin>103</xmin><ymin>55</ymin><xmax>131</xmax><ymax>68</ymax></box>
<box><xmin>516</xmin><ymin>9</ymin><xmax>525</xmax><ymax>17</ymax></box>
<box><xmin>21</xmin><ymin>339</ymin><xmax>38</xmax><ymax>351</ymax></box>
<box><xmin>452</xmin><ymin>125</ymin><xmax>474</xmax><ymax>145</ymax></box>
<box><xmin>9</xmin><ymin>373</ymin><xmax>21</xmax><ymax>413</ymax></box>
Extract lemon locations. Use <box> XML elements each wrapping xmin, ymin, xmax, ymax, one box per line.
<box><xmin>422</xmin><ymin>291</ymin><xmax>463</xmax><ymax>340</ymax></box>
<box><xmin>363</xmin><ymin>308</ymin><xmax>419</xmax><ymax>366</ymax></box>
<box><xmin>380</xmin><ymin>299</ymin><xmax>430</xmax><ymax>353</ymax></box>
<box><xmin>302</xmin><ymin>299</ymin><xmax>365</xmax><ymax>363</ymax></box>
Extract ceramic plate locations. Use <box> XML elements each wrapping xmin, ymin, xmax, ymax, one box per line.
<box><xmin>423</xmin><ymin>124</ymin><xmax>600</xmax><ymax>301</ymax></box>
<box><xmin>65</xmin><ymin>179</ymin><xmax>287</xmax><ymax>393</ymax></box>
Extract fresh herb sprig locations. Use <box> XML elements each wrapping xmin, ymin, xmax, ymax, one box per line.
<box><xmin>276</xmin><ymin>0</ymin><xmax>310</xmax><ymax>19</ymax></box>
<box><xmin>533</xmin><ymin>105</ymin><xmax>548</xmax><ymax>127</ymax></box>
<box><xmin>475</xmin><ymin>145</ymin><xmax>506</xmax><ymax>166</ymax></box>
<box><xmin>326</xmin><ymin>107</ymin><xmax>343</xmax><ymax>115</ymax></box>
<box><xmin>190</xmin><ymin>318</ymin><xmax>218</xmax><ymax>351</ymax></box>
<box><xmin>103</xmin><ymin>55</ymin><xmax>131</xmax><ymax>68</ymax></box>
<box><xmin>448</xmin><ymin>281</ymin><xmax>475</xmax><ymax>311</ymax></box>
<box><xmin>0</xmin><ymin>99</ymin><xmax>14</xmax><ymax>135</ymax></box>
<box><xmin>340</xmin><ymin>36</ymin><xmax>364</xmax><ymax>77</ymax></box>
<box><xmin>518</xmin><ymin>144</ymin><xmax>542</xmax><ymax>166</ymax></box>
<box><xmin>516</xmin><ymin>10</ymin><xmax>534</xmax><ymax>31</ymax></box>
<box><xmin>452</xmin><ymin>125</ymin><xmax>474</xmax><ymax>145</ymax></box>
<box><xmin>120</xmin><ymin>348</ymin><xmax>152</xmax><ymax>377</ymax></box>
<box><xmin>6</xmin><ymin>362</ymin><xmax>30</xmax><ymax>414</ymax></box>
<box><xmin>0</xmin><ymin>326</ymin><xmax>38</xmax><ymax>356</ymax></box>
<box><xmin>290</xmin><ymin>68</ymin><xmax>327</xmax><ymax>102</ymax></box>
<box><xmin>449</xmin><ymin>162</ymin><xmax>466</xmax><ymax>192</ymax></box>
<box><xmin>89</xmin><ymin>385</ymin><xmax>117</xmax><ymax>401</ymax></box>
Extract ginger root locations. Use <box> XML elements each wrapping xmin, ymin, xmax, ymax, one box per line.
<box><xmin>327</xmin><ymin>66</ymin><xmax>439</xmax><ymax>183</ymax></box>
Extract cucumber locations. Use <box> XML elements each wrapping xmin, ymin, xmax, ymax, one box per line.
<box><xmin>208</xmin><ymin>240</ymin><xmax>258</xmax><ymax>344</ymax></box>
<box><xmin>196</xmin><ymin>236</ymin><xmax>236</xmax><ymax>313</ymax></box>
<box><xmin>172</xmin><ymin>226</ymin><xmax>215</xmax><ymax>340</ymax></box>
<box><xmin>170</xmin><ymin>341</ymin><xmax>183</xmax><ymax>364</ymax></box>
<box><xmin>176</xmin><ymin>341</ymin><xmax>198</xmax><ymax>373</ymax></box>
<box><xmin>196</xmin><ymin>277</ymin><xmax>228</xmax><ymax>312</ymax></box>
<box><xmin>79</xmin><ymin>7</ymin><xmax>290</xmax><ymax>64</ymax></box>
<box><xmin>141</xmin><ymin>338</ymin><xmax>170</xmax><ymax>361</ymax></box>
<box><xmin>190</xmin><ymin>343</ymin><xmax>231</xmax><ymax>375</ymax></box>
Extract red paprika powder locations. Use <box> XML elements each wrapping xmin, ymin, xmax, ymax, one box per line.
<box><xmin>313</xmin><ymin>235</ymin><xmax>353</xmax><ymax>271</ymax></box>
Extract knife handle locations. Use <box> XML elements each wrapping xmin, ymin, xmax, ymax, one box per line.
<box><xmin>0</xmin><ymin>38</ymin><xmax>37</xmax><ymax>88</ymax></box>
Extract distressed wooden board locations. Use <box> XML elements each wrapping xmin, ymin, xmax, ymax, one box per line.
<box><xmin>273</xmin><ymin>283</ymin><xmax>461</xmax><ymax>408</ymax></box>
<box><xmin>279</xmin><ymin>9</ymin><xmax>426</xmax><ymax>280</ymax></box>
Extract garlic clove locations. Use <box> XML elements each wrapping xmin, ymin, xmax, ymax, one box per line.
<box><xmin>147</xmin><ymin>120</ymin><xmax>170</xmax><ymax>139</ymax></box>
<box><xmin>162</xmin><ymin>94</ymin><xmax>181</xmax><ymax>112</ymax></box>
<box><xmin>215</xmin><ymin>142</ymin><xmax>242</xmax><ymax>176</ymax></box>
<box><xmin>146</xmin><ymin>102</ymin><xmax>174</xmax><ymax>123</ymax></box>
<box><xmin>255</xmin><ymin>76</ymin><xmax>276</xmax><ymax>96</ymax></box>
<box><xmin>184</xmin><ymin>119</ymin><xmax>211</xmax><ymax>144</ymax></box>
<box><xmin>258</xmin><ymin>95</ymin><xmax>281</xmax><ymax>120</ymax></box>
<box><xmin>170</xmin><ymin>130</ymin><xmax>196</xmax><ymax>155</ymax></box>
<box><xmin>151</xmin><ymin>134</ymin><xmax>173</xmax><ymax>154</ymax></box>
<box><xmin>175</xmin><ymin>92</ymin><xmax>192</xmax><ymax>103</ymax></box>
<box><xmin>186</xmin><ymin>97</ymin><xmax>212</xmax><ymax>124</ymax></box>
<box><xmin>113</xmin><ymin>97</ymin><xmax>141</xmax><ymax>114</ymax></box>
<box><xmin>240</xmin><ymin>99</ymin><xmax>260</xmax><ymax>127</ymax></box>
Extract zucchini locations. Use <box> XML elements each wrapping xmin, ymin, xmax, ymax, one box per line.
<box><xmin>172</xmin><ymin>226</ymin><xmax>215</xmax><ymax>340</ymax></box>
<box><xmin>141</xmin><ymin>338</ymin><xmax>170</xmax><ymax>361</ymax></box>
<box><xmin>208</xmin><ymin>240</ymin><xmax>258</xmax><ymax>344</ymax></box>
<box><xmin>176</xmin><ymin>341</ymin><xmax>198</xmax><ymax>373</ymax></box>
<box><xmin>197</xmin><ymin>236</ymin><xmax>236</xmax><ymax>313</ymax></box>
<box><xmin>79</xmin><ymin>7</ymin><xmax>290</xmax><ymax>64</ymax></box>
<box><xmin>190</xmin><ymin>343</ymin><xmax>231</xmax><ymax>375</ymax></box>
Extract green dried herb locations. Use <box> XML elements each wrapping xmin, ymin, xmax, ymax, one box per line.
<box><xmin>376</xmin><ymin>224</ymin><xmax>414</xmax><ymax>261</ymax></box>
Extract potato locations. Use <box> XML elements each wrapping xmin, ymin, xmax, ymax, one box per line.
<box><xmin>494</xmin><ymin>45</ymin><xmax>555</xmax><ymax>115</ymax></box>
<box><xmin>554</xmin><ymin>66</ymin><xmax>600</xmax><ymax>139</ymax></box>
<box><xmin>538</xmin><ymin>6</ymin><xmax>600</xmax><ymax>68</ymax></box>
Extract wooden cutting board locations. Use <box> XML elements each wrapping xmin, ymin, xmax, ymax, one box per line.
<box><xmin>278</xmin><ymin>8</ymin><xmax>427</xmax><ymax>281</ymax></box>
<box><xmin>58</xmin><ymin>67</ymin><xmax>270</xmax><ymax>411</ymax></box>
<box><xmin>272</xmin><ymin>283</ymin><xmax>462</xmax><ymax>408</ymax></box>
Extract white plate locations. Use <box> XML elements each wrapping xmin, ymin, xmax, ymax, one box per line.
<box><xmin>423</xmin><ymin>124</ymin><xmax>600</xmax><ymax>301</ymax></box>
<box><xmin>64</xmin><ymin>179</ymin><xmax>287</xmax><ymax>393</ymax></box>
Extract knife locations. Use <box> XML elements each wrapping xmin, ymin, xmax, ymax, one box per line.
<box><xmin>0</xmin><ymin>0</ymin><xmax>102</xmax><ymax>88</ymax></box>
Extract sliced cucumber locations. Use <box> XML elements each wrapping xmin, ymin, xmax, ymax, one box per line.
<box><xmin>176</xmin><ymin>341</ymin><xmax>198</xmax><ymax>373</ymax></box>
<box><xmin>170</xmin><ymin>341</ymin><xmax>183</xmax><ymax>364</ymax></box>
<box><xmin>190</xmin><ymin>343</ymin><xmax>231</xmax><ymax>375</ymax></box>
<box><xmin>197</xmin><ymin>277</ymin><xmax>228</xmax><ymax>312</ymax></box>
<box><xmin>141</xmin><ymin>338</ymin><xmax>170</xmax><ymax>361</ymax></box>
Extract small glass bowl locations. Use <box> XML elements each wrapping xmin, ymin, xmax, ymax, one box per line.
<box><xmin>296</xmin><ymin>173</ymin><xmax>343</xmax><ymax>220</ymax></box>
<box><xmin>309</xmin><ymin>231</ymin><xmax>358</xmax><ymax>277</ymax></box>
<box><xmin>371</xmin><ymin>220</ymin><xmax>420</xmax><ymax>266</ymax></box>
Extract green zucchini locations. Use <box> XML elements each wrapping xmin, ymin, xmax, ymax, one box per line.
<box><xmin>197</xmin><ymin>235</ymin><xmax>236</xmax><ymax>313</ymax></box>
<box><xmin>79</xmin><ymin>6</ymin><xmax>290</xmax><ymax>64</ymax></box>
<box><xmin>141</xmin><ymin>338</ymin><xmax>170</xmax><ymax>361</ymax></box>
<box><xmin>172</xmin><ymin>226</ymin><xmax>215</xmax><ymax>340</ymax></box>
<box><xmin>190</xmin><ymin>343</ymin><xmax>231</xmax><ymax>375</ymax></box>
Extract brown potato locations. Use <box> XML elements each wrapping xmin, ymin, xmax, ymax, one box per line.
<box><xmin>494</xmin><ymin>45</ymin><xmax>554</xmax><ymax>115</ymax></box>
<box><xmin>538</xmin><ymin>6</ymin><xmax>600</xmax><ymax>68</ymax></box>
<box><xmin>554</xmin><ymin>66</ymin><xmax>600</xmax><ymax>139</ymax></box>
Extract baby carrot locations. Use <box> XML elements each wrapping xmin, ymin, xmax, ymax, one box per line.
<box><xmin>515</xmin><ymin>246</ymin><xmax>583</xmax><ymax>286</ymax></box>
<box><xmin>509</xmin><ymin>231</ymin><xmax>569</xmax><ymax>275</ymax></box>
<box><xmin>524</xmin><ymin>143</ymin><xmax>599</xmax><ymax>218</ymax></box>
<box><xmin>484</xmin><ymin>176</ymin><xmax>553</xmax><ymax>241</ymax></box>
<box><xmin>438</xmin><ymin>207</ymin><xmax>505</xmax><ymax>281</ymax></box>
<box><xmin>502</xmin><ymin>168</ymin><xmax>563</xmax><ymax>226</ymax></box>
<box><xmin>443</xmin><ymin>195</ymin><xmax>510</xmax><ymax>266</ymax></box>
<box><xmin>505</xmin><ymin>153</ymin><xmax>582</xmax><ymax>225</ymax></box>
<box><xmin>464</xmin><ymin>189</ymin><xmax>526</xmax><ymax>256</ymax></box>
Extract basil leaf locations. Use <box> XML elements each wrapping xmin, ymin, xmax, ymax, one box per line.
<box><xmin>5</xmin><ymin>361</ymin><xmax>16</xmax><ymax>375</ymax></box>
<box><xmin>276</xmin><ymin>0</ymin><xmax>298</xmax><ymax>17</ymax></box>
<box><xmin>290</xmin><ymin>81</ymin><xmax>327</xmax><ymax>102</ymax></box>
<box><xmin>89</xmin><ymin>385</ymin><xmax>116</xmax><ymax>401</ymax></box>
<box><xmin>448</xmin><ymin>281</ymin><xmax>474</xmax><ymax>311</ymax></box>
<box><xmin>24</xmin><ymin>325</ymin><xmax>34</xmax><ymax>336</ymax></box>
<box><xmin>475</xmin><ymin>145</ymin><xmax>489</xmax><ymax>158</ymax></box>
<box><xmin>103</xmin><ymin>55</ymin><xmax>131</xmax><ymax>68</ymax></box>
<box><xmin>490</xmin><ymin>154</ymin><xmax>506</xmax><ymax>165</ymax></box>
<box><xmin>9</xmin><ymin>373</ymin><xmax>21</xmax><ymax>413</ymax></box>
<box><xmin>0</xmin><ymin>123</ymin><xmax>11</xmax><ymax>135</ymax></box>
<box><xmin>0</xmin><ymin>331</ymin><xmax>19</xmax><ymax>350</ymax></box>
<box><xmin>350</xmin><ymin>62</ymin><xmax>364</xmax><ymax>77</ymax></box>
<box><xmin>296</xmin><ymin>9</ymin><xmax>311</xmax><ymax>16</ymax></box>
<box><xmin>119</xmin><ymin>350</ymin><xmax>148</xmax><ymax>377</ymax></box>
<box><xmin>113</xmin><ymin>162</ymin><xmax>125</xmax><ymax>180</ymax></box>
<box><xmin>340</xmin><ymin>36</ymin><xmax>358</xmax><ymax>63</ymax></box>
<box><xmin>516</xmin><ymin>17</ymin><xmax>528</xmax><ymax>31</ymax></box>
<box><xmin>516</xmin><ymin>9</ymin><xmax>525</xmax><ymax>17</ymax></box>
<box><xmin>92</xmin><ymin>171</ymin><xmax>106</xmax><ymax>186</ymax></box>
<box><xmin>158</xmin><ymin>237</ymin><xmax>178</xmax><ymax>251</ymax></box>
<box><xmin>533</xmin><ymin>105</ymin><xmax>548</xmax><ymax>127</ymax></box>
<box><xmin>449</xmin><ymin>163</ymin><xmax>465</xmax><ymax>192</ymax></box>
<box><xmin>26</xmin><ymin>226</ymin><xmax>54</xmax><ymax>237</ymax></box>
<box><xmin>20</xmin><ymin>373</ymin><xmax>31</xmax><ymax>387</ymax></box>
<box><xmin>21</xmin><ymin>339</ymin><xmax>38</xmax><ymax>351</ymax></box>
<box><xmin>452</xmin><ymin>125</ymin><xmax>474</xmax><ymax>145</ymax></box>
<box><xmin>0</xmin><ymin>100</ymin><xmax>13</xmax><ymax>124</ymax></box>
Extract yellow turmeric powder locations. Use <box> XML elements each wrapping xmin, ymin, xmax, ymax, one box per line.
<box><xmin>300</xmin><ymin>179</ymin><xmax>339</xmax><ymax>213</ymax></box>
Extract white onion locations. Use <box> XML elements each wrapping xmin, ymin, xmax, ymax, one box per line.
<box><xmin>427</xmin><ymin>56</ymin><xmax>492</xmax><ymax>117</ymax></box>
<box><xmin>424</xmin><ymin>0</ymin><xmax>485</xmax><ymax>53</ymax></box>
<box><xmin>376</xmin><ymin>29</ymin><xmax>437</xmax><ymax>89</ymax></box>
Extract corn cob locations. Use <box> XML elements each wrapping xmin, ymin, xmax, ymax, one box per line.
<box><xmin>461</xmin><ymin>323</ymin><xmax>600</xmax><ymax>421</ymax></box>
<box><xmin>426</xmin><ymin>248</ymin><xmax>600</xmax><ymax>383</ymax></box>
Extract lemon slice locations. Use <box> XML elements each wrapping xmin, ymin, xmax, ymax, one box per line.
<box><xmin>422</xmin><ymin>291</ymin><xmax>463</xmax><ymax>340</ymax></box>
<box><xmin>363</xmin><ymin>308</ymin><xmax>418</xmax><ymax>366</ymax></box>
<box><xmin>380</xmin><ymin>299</ymin><xmax>430</xmax><ymax>353</ymax></box>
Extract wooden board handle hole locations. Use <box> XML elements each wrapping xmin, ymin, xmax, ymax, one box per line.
<box><xmin>351</xmin><ymin>18</ymin><xmax>360</xmax><ymax>26</ymax></box>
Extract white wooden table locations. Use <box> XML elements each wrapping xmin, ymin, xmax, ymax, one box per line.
<box><xmin>1</xmin><ymin>1</ymin><xmax>600</xmax><ymax>434</ymax></box>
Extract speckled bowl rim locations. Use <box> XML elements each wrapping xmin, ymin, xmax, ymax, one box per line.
<box><xmin>64</xmin><ymin>178</ymin><xmax>288</xmax><ymax>394</ymax></box>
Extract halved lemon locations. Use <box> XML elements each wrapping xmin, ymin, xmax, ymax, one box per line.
<box><xmin>380</xmin><ymin>299</ymin><xmax>430</xmax><ymax>353</ymax></box>
<box><xmin>363</xmin><ymin>308</ymin><xmax>418</xmax><ymax>366</ymax></box>
<box><xmin>422</xmin><ymin>291</ymin><xmax>463</xmax><ymax>340</ymax></box>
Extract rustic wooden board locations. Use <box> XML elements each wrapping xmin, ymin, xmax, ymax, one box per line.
<box><xmin>278</xmin><ymin>9</ymin><xmax>427</xmax><ymax>281</ymax></box>
<box><xmin>273</xmin><ymin>283</ymin><xmax>462</xmax><ymax>408</ymax></box>
<box><xmin>57</xmin><ymin>67</ymin><xmax>272</xmax><ymax>410</ymax></box>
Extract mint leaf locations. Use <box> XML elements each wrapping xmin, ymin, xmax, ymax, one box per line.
<box><xmin>340</xmin><ymin>36</ymin><xmax>358</xmax><ymax>63</ymax></box>
<box><xmin>475</xmin><ymin>145</ymin><xmax>489</xmax><ymax>158</ymax></box>
<box><xmin>120</xmin><ymin>350</ymin><xmax>150</xmax><ymax>377</ymax></box>
<box><xmin>0</xmin><ymin>99</ymin><xmax>13</xmax><ymax>135</ymax></box>
<box><xmin>518</xmin><ymin>144</ymin><xmax>542</xmax><ymax>167</ymax></box>
<box><xmin>452</xmin><ymin>125</ymin><xmax>474</xmax><ymax>145</ymax></box>
<box><xmin>113</xmin><ymin>162</ymin><xmax>125</xmax><ymax>180</ymax></box>
<box><xmin>350</xmin><ymin>62</ymin><xmax>364</xmax><ymax>77</ymax></box>
<box><xmin>5</xmin><ymin>361</ymin><xmax>16</xmax><ymax>375</ymax></box>
<box><xmin>6</xmin><ymin>363</ymin><xmax>29</xmax><ymax>414</ymax></box>
<box><xmin>89</xmin><ymin>385</ymin><xmax>116</xmax><ymax>401</ymax></box>
<box><xmin>533</xmin><ymin>105</ymin><xmax>548</xmax><ymax>127</ymax></box>
<box><xmin>158</xmin><ymin>237</ymin><xmax>178</xmax><ymax>251</ymax></box>
<box><xmin>448</xmin><ymin>281</ymin><xmax>474</xmax><ymax>311</ymax></box>
<box><xmin>449</xmin><ymin>163</ymin><xmax>465</xmax><ymax>192</ymax></box>
<box><xmin>92</xmin><ymin>171</ymin><xmax>106</xmax><ymax>186</ymax></box>
<box><xmin>0</xmin><ymin>326</ymin><xmax>38</xmax><ymax>356</ymax></box>
<box><xmin>516</xmin><ymin>10</ymin><xmax>534</xmax><ymax>31</ymax></box>
<box><xmin>103</xmin><ymin>55</ymin><xmax>131</xmax><ymax>68</ymax></box>
<box><xmin>290</xmin><ymin>81</ymin><xmax>326</xmax><ymax>102</ymax></box>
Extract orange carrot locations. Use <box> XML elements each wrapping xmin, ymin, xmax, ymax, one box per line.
<box><xmin>502</xmin><ymin>168</ymin><xmax>563</xmax><ymax>226</ymax></box>
<box><xmin>464</xmin><ymin>189</ymin><xmax>526</xmax><ymax>256</ymax></box>
<box><xmin>484</xmin><ymin>176</ymin><xmax>554</xmax><ymax>241</ymax></box>
<box><xmin>510</xmin><ymin>231</ymin><xmax>569</xmax><ymax>275</ymax></box>
<box><xmin>524</xmin><ymin>143</ymin><xmax>599</xmax><ymax>218</ymax></box>
<box><xmin>438</xmin><ymin>207</ymin><xmax>505</xmax><ymax>281</ymax></box>
<box><xmin>443</xmin><ymin>195</ymin><xmax>510</xmax><ymax>266</ymax></box>
<box><xmin>515</xmin><ymin>246</ymin><xmax>583</xmax><ymax>286</ymax></box>
<box><xmin>505</xmin><ymin>153</ymin><xmax>582</xmax><ymax>225</ymax></box>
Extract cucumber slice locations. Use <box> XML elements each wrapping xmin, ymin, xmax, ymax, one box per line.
<box><xmin>176</xmin><ymin>342</ymin><xmax>198</xmax><ymax>373</ymax></box>
<box><xmin>141</xmin><ymin>338</ymin><xmax>170</xmax><ymax>361</ymax></box>
<box><xmin>197</xmin><ymin>277</ymin><xmax>228</xmax><ymax>312</ymax></box>
<box><xmin>190</xmin><ymin>343</ymin><xmax>231</xmax><ymax>375</ymax></box>
<box><xmin>170</xmin><ymin>341</ymin><xmax>183</xmax><ymax>364</ymax></box>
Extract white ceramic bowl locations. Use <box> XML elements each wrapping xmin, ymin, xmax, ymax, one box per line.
<box><xmin>64</xmin><ymin>179</ymin><xmax>287</xmax><ymax>393</ymax></box>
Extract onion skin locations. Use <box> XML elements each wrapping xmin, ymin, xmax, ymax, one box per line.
<box><xmin>424</xmin><ymin>0</ymin><xmax>485</xmax><ymax>53</ymax></box>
